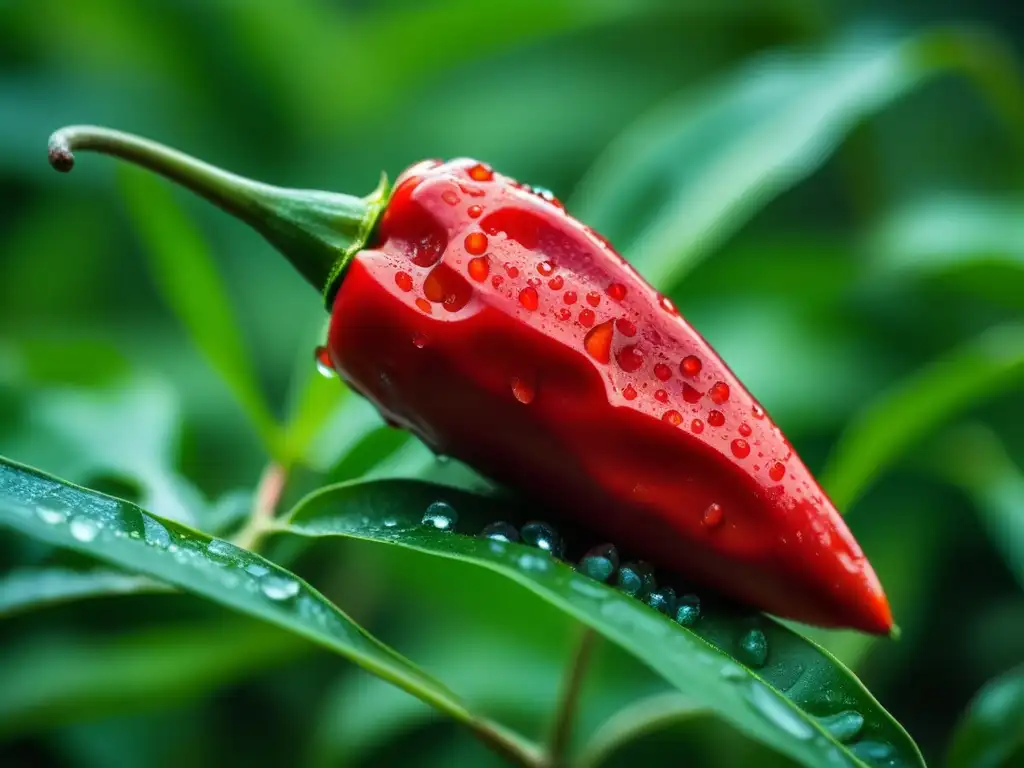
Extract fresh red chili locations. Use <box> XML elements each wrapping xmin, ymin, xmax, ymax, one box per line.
<box><xmin>48</xmin><ymin>127</ymin><xmax>893</xmax><ymax>635</ymax></box>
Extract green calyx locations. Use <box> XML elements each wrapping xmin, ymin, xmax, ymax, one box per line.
<box><xmin>47</xmin><ymin>125</ymin><xmax>389</xmax><ymax>308</ymax></box>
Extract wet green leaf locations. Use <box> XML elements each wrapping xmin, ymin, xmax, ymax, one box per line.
<box><xmin>118</xmin><ymin>167</ymin><xmax>282</xmax><ymax>459</ymax></box>
<box><xmin>0</xmin><ymin>619</ymin><xmax>305</xmax><ymax>739</ymax></box>
<box><xmin>0</xmin><ymin>567</ymin><xmax>167</xmax><ymax>618</ymax></box>
<box><xmin>947</xmin><ymin>665</ymin><xmax>1024</xmax><ymax>768</ymax></box>
<box><xmin>571</xmin><ymin>27</ymin><xmax>1024</xmax><ymax>291</ymax></box>
<box><xmin>821</xmin><ymin>324</ymin><xmax>1024</xmax><ymax>510</ymax></box>
<box><xmin>0</xmin><ymin>457</ymin><xmax>539</xmax><ymax>765</ymax></box>
<box><xmin>278</xmin><ymin>479</ymin><xmax>924</xmax><ymax>768</ymax></box>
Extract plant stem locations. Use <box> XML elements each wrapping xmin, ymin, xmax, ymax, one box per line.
<box><xmin>546</xmin><ymin>627</ymin><xmax>598</xmax><ymax>767</ymax></box>
<box><xmin>234</xmin><ymin>462</ymin><xmax>288</xmax><ymax>551</ymax></box>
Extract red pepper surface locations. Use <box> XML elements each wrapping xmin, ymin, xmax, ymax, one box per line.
<box><xmin>48</xmin><ymin>128</ymin><xmax>893</xmax><ymax>635</ymax></box>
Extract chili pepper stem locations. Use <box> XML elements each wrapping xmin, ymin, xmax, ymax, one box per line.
<box><xmin>47</xmin><ymin>125</ymin><xmax>389</xmax><ymax>305</ymax></box>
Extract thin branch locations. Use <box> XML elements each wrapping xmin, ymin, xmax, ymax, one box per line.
<box><xmin>546</xmin><ymin>627</ymin><xmax>598</xmax><ymax>767</ymax></box>
<box><xmin>233</xmin><ymin>462</ymin><xmax>287</xmax><ymax>551</ymax></box>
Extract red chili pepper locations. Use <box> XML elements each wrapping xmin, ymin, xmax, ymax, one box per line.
<box><xmin>48</xmin><ymin>127</ymin><xmax>893</xmax><ymax>635</ymax></box>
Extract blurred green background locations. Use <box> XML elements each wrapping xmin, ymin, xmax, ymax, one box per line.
<box><xmin>2</xmin><ymin>0</ymin><xmax>1024</xmax><ymax>766</ymax></box>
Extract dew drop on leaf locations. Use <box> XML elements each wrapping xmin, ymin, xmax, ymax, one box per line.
<box><xmin>675</xmin><ymin>594</ymin><xmax>701</xmax><ymax>626</ymax></box>
<box><xmin>421</xmin><ymin>501</ymin><xmax>458</xmax><ymax>531</ymax></box>
<box><xmin>521</xmin><ymin>521</ymin><xmax>563</xmax><ymax>557</ymax></box>
<box><xmin>743</xmin><ymin>681</ymin><xmax>814</xmax><ymax>740</ymax></box>
<box><xmin>739</xmin><ymin>628</ymin><xmax>768</xmax><ymax>667</ymax></box>
<box><xmin>260</xmin><ymin>574</ymin><xmax>300</xmax><ymax>601</ymax></box>
<box><xmin>480</xmin><ymin>521</ymin><xmax>519</xmax><ymax>543</ymax></box>
<box><xmin>69</xmin><ymin>516</ymin><xmax>100</xmax><ymax>542</ymax></box>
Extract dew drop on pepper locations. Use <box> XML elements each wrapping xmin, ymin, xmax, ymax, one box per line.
<box><xmin>709</xmin><ymin>381</ymin><xmax>730</xmax><ymax>404</ymax></box>
<box><xmin>739</xmin><ymin>423</ymin><xmax>752</xmax><ymax>437</ymax></box>
<box><xmin>659</xmin><ymin>295</ymin><xmax>679</xmax><ymax>315</ymax></box>
<box><xmin>703</xmin><ymin>503</ymin><xmax>724</xmax><ymax>528</ymax></box>
<box><xmin>579</xmin><ymin>309</ymin><xmax>596</xmax><ymax>327</ymax></box>
<box><xmin>663</xmin><ymin>410</ymin><xmax>682</xmax><ymax>426</ymax></box>
<box><xmin>412</xmin><ymin>333</ymin><xmax>427</xmax><ymax>349</ymax></box>
<box><xmin>491</xmin><ymin>275</ymin><xmax>504</xmax><ymax>289</ymax></box>
<box><xmin>708</xmin><ymin>410</ymin><xmax>725</xmax><ymax>427</ymax></box>
<box><xmin>691</xmin><ymin>419</ymin><xmax>705</xmax><ymax>434</ymax></box>
<box><xmin>548</xmin><ymin>275</ymin><xmax>564</xmax><ymax>290</ymax></box>
<box><xmin>441</xmin><ymin>190</ymin><xmax>460</xmax><ymax>206</ymax></box>
<box><xmin>424</xmin><ymin>263</ymin><xmax>472</xmax><ymax>312</ymax></box>
<box><xmin>511</xmin><ymin>376</ymin><xmax>536</xmax><ymax>404</ymax></box>
<box><xmin>467</xmin><ymin>204</ymin><xmax>483</xmax><ymax>218</ymax></box>
<box><xmin>504</xmin><ymin>263</ymin><xmax>520</xmax><ymax>278</ymax></box>
<box><xmin>586</xmin><ymin>291</ymin><xmax>601</xmax><ymax>307</ymax></box>
<box><xmin>537</xmin><ymin>260</ymin><xmax>555</xmax><ymax>276</ymax></box>
<box><xmin>731</xmin><ymin>439</ymin><xmax>751</xmax><ymax>459</ymax></box>
<box><xmin>557</xmin><ymin>308</ymin><xmax>571</xmax><ymax>321</ymax></box>
<box><xmin>415</xmin><ymin>298</ymin><xmax>432</xmax><ymax>314</ymax></box>
<box><xmin>752</xmin><ymin>403</ymin><xmax>766</xmax><ymax>420</ymax></box>
<box><xmin>468</xmin><ymin>163</ymin><xmax>493</xmax><ymax>182</ymax></box>
<box><xmin>615</xmin><ymin>318</ymin><xmax>636</xmax><ymax>337</ymax></box>
<box><xmin>654</xmin><ymin>363</ymin><xmax>672</xmax><ymax>382</ymax></box>
<box><xmin>616</xmin><ymin>344</ymin><xmax>644</xmax><ymax>373</ymax></box>
<box><xmin>682</xmin><ymin>383</ymin><xmax>703</xmax><ymax>404</ymax></box>
<box><xmin>623</xmin><ymin>384</ymin><xmax>637</xmax><ymax>401</ymax></box>
<box><xmin>395</xmin><ymin>271</ymin><xmax>413</xmax><ymax>292</ymax></box>
<box><xmin>769</xmin><ymin>461</ymin><xmax>786</xmax><ymax>482</ymax></box>
<box><xmin>654</xmin><ymin>389</ymin><xmax>669</xmax><ymax>403</ymax></box>
<box><xmin>680</xmin><ymin>355</ymin><xmax>702</xmax><ymax>377</ymax></box>
<box><xmin>606</xmin><ymin>282</ymin><xmax>627</xmax><ymax>301</ymax></box>
<box><xmin>465</xmin><ymin>232</ymin><xmax>488</xmax><ymax>255</ymax></box>
<box><xmin>314</xmin><ymin>346</ymin><xmax>336</xmax><ymax>378</ymax></box>
<box><xmin>468</xmin><ymin>256</ymin><xmax>489</xmax><ymax>282</ymax></box>
<box><xmin>519</xmin><ymin>286</ymin><xmax>539</xmax><ymax>311</ymax></box>
<box><xmin>563</xmin><ymin>291</ymin><xmax>577</xmax><ymax>305</ymax></box>
<box><xmin>584</xmin><ymin>320</ymin><xmax>614</xmax><ymax>363</ymax></box>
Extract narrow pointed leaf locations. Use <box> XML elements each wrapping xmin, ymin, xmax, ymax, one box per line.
<box><xmin>0</xmin><ymin>567</ymin><xmax>167</xmax><ymax>618</ymax></box>
<box><xmin>947</xmin><ymin>665</ymin><xmax>1024</xmax><ymax>768</ymax></box>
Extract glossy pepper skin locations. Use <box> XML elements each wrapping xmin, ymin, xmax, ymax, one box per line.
<box><xmin>46</xmin><ymin>127</ymin><xmax>892</xmax><ymax>635</ymax></box>
<box><xmin>328</xmin><ymin>158</ymin><xmax>892</xmax><ymax>635</ymax></box>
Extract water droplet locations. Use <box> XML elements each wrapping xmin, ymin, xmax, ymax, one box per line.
<box><xmin>680</xmin><ymin>355</ymin><xmax>702</xmax><ymax>377</ymax></box>
<box><xmin>659</xmin><ymin>295</ymin><xmax>678</xmax><ymax>315</ymax></box>
<box><xmin>743</xmin><ymin>681</ymin><xmax>814</xmax><ymax>740</ymax></box>
<box><xmin>415</xmin><ymin>297</ymin><xmax>432</xmax><ymax>314</ymax></box>
<box><xmin>616</xmin><ymin>566</ymin><xmax>644</xmax><ymax>597</ymax></box>
<box><xmin>467</xmin><ymin>204</ymin><xmax>483</xmax><ymax>218</ymax></box>
<box><xmin>849</xmin><ymin>741</ymin><xmax>895</xmax><ymax>762</ymax></box>
<box><xmin>314</xmin><ymin>346</ymin><xmax>335</xmax><ymax>378</ymax></box>
<box><xmin>481</xmin><ymin>521</ymin><xmax>519</xmax><ymax>543</ymax></box>
<box><xmin>35</xmin><ymin>503</ymin><xmax>67</xmax><ymax>525</ymax></box>
<box><xmin>468</xmin><ymin>163</ymin><xmax>493</xmax><ymax>182</ymax></box>
<box><xmin>606</xmin><ymin>283</ymin><xmax>627</xmax><ymax>301</ymax></box>
<box><xmin>818</xmin><ymin>711</ymin><xmax>864</xmax><ymax>743</ymax></box>
<box><xmin>260</xmin><ymin>574</ymin><xmax>300</xmax><ymax>601</ymax></box>
<box><xmin>623</xmin><ymin>384</ymin><xmax>638</xmax><ymax>401</ymax></box>
<box><xmin>518</xmin><ymin>552</ymin><xmax>551</xmax><ymax>572</ymax></box>
<box><xmin>675</xmin><ymin>594</ymin><xmax>701</xmax><ymax>626</ymax></box>
<box><xmin>557</xmin><ymin>308</ymin><xmax>571</xmax><ymax>321</ymax></box>
<box><xmin>537</xmin><ymin>260</ymin><xmax>555</xmax><ymax>276</ymax></box>
<box><xmin>504</xmin><ymin>263</ymin><xmax>519</xmax><ymax>278</ymax></box>
<box><xmin>563</xmin><ymin>290</ymin><xmax>577</xmax><ymax>305</ymax></box>
<box><xmin>245</xmin><ymin>562</ymin><xmax>270</xmax><ymax>578</ymax></box>
<box><xmin>709</xmin><ymin>381</ymin><xmax>730</xmax><ymax>404</ymax></box>
<box><xmin>654</xmin><ymin>363</ymin><xmax>672</xmax><ymax>381</ymax></box>
<box><xmin>769</xmin><ymin>461</ymin><xmax>786</xmax><ymax>482</ymax></box>
<box><xmin>142</xmin><ymin>514</ymin><xmax>171</xmax><ymax>548</ymax></box>
<box><xmin>619</xmin><ymin>561</ymin><xmax>656</xmax><ymax>597</ymax></box>
<box><xmin>731</xmin><ymin>439</ymin><xmax>751</xmax><ymax>459</ymax></box>
<box><xmin>578</xmin><ymin>308</ymin><xmax>596</xmax><ymax>327</ymax></box>
<box><xmin>739</xmin><ymin>423</ymin><xmax>752</xmax><ymax>437</ymax></box>
<box><xmin>616</xmin><ymin>344</ymin><xmax>644</xmax><ymax>373</ymax></box>
<box><xmin>548</xmin><ymin>275</ymin><xmax>564</xmax><ymax>290</ymax></box>
<box><xmin>739</xmin><ymin>628</ymin><xmax>768</xmax><ymax>667</ymax></box>
<box><xmin>586</xmin><ymin>291</ymin><xmax>601</xmax><ymax>307</ymax></box>
<box><xmin>654</xmin><ymin>389</ymin><xmax>669</xmax><ymax>403</ymax></box>
<box><xmin>578</xmin><ymin>554</ymin><xmax>616</xmax><ymax>583</ymax></box>
<box><xmin>468</xmin><ymin>256</ymin><xmax>489</xmax><ymax>282</ymax></box>
<box><xmin>584</xmin><ymin>320</ymin><xmax>614</xmax><ymax>363</ymax></box>
<box><xmin>720</xmin><ymin>663</ymin><xmax>747</xmax><ymax>681</ymax></box>
<box><xmin>708</xmin><ymin>410</ymin><xmax>725</xmax><ymax>427</ymax></box>
<box><xmin>207</xmin><ymin>538</ymin><xmax>243</xmax><ymax>565</ymax></box>
<box><xmin>662</xmin><ymin>410</ymin><xmax>682</xmax><ymax>426</ymax></box>
<box><xmin>69</xmin><ymin>516</ymin><xmax>100</xmax><ymax>542</ymax></box>
<box><xmin>752</xmin><ymin>403</ymin><xmax>766</xmax><ymax>420</ymax></box>
<box><xmin>510</xmin><ymin>376</ymin><xmax>535</xmax><ymax>404</ymax></box>
<box><xmin>491</xmin><ymin>275</ymin><xmax>504</xmax><ymax>289</ymax></box>
<box><xmin>412</xmin><ymin>333</ymin><xmax>427</xmax><ymax>349</ymax></box>
<box><xmin>464</xmin><ymin>232</ymin><xmax>488</xmax><ymax>255</ymax></box>
<box><xmin>691</xmin><ymin>419</ymin><xmax>705</xmax><ymax>434</ymax></box>
<box><xmin>395</xmin><ymin>271</ymin><xmax>413</xmax><ymax>292</ymax></box>
<box><xmin>441</xmin><ymin>190</ymin><xmax>460</xmax><ymax>206</ymax></box>
<box><xmin>703</xmin><ymin>503</ymin><xmax>724</xmax><ymax>528</ymax></box>
<box><xmin>422</xmin><ymin>501</ymin><xmax>458</xmax><ymax>531</ymax></box>
<box><xmin>615</xmin><ymin>318</ymin><xmax>636</xmax><ymax>337</ymax></box>
<box><xmin>521</xmin><ymin>521</ymin><xmax>563</xmax><ymax>558</ymax></box>
<box><xmin>682</xmin><ymin>383</ymin><xmax>702</xmax><ymax>403</ymax></box>
<box><xmin>645</xmin><ymin>587</ymin><xmax>677</xmax><ymax>616</ymax></box>
<box><xmin>519</xmin><ymin>286</ymin><xmax>539</xmax><ymax>311</ymax></box>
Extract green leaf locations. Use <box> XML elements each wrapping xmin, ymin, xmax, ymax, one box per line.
<box><xmin>0</xmin><ymin>567</ymin><xmax>167</xmax><ymax>618</ymax></box>
<box><xmin>118</xmin><ymin>167</ymin><xmax>282</xmax><ymax>459</ymax></box>
<box><xmin>0</xmin><ymin>619</ymin><xmax>305</xmax><ymax>739</ymax></box>
<box><xmin>947</xmin><ymin>665</ymin><xmax>1024</xmax><ymax>768</ymax></box>
<box><xmin>278</xmin><ymin>479</ymin><xmax>924</xmax><ymax>768</ymax></box>
<box><xmin>570</xmin><ymin>27</ymin><xmax>1024</xmax><ymax>291</ymax></box>
<box><xmin>0</xmin><ymin>457</ymin><xmax>539</xmax><ymax>765</ymax></box>
<box><xmin>820</xmin><ymin>324</ymin><xmax>1024</xmax><ymax>511</ymax></box>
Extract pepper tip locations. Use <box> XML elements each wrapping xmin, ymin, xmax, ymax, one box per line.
<box><xmin>887</xmin><ymin>623</ymin><xmax>902</xmax><ymax>641</ymax></box>
<box><xmin>48</xmin><ymin>130</ymin><xmax>75</xmax><ymax>173</ymax></box>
